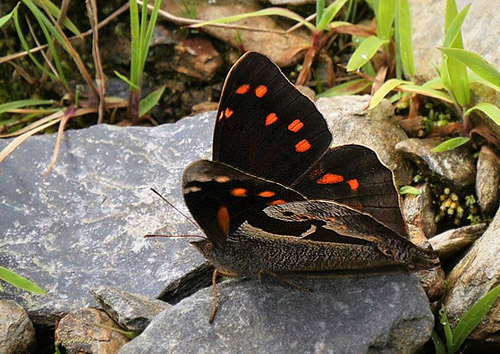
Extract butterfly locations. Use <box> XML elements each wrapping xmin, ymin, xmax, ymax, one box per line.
<box><xmin>182</xmin><ymin>52</ymin><xmax>439</xmax><ymax>322</ymax></box>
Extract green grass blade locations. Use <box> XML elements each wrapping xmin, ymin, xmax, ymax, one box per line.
<box><xmin>468</xmin><ymin>72</ymin><xmax>500</xmax><ymax>92</ymax></box>
<box><xmin>347</xmin><ymin>36</ymin><xmax>388</xmax><ymax>71</ymax></box>
<box><xmin>439</xmin><ymin>48</ymin><xmax>500</xmax><ymax>89</ymax></box>
<box><xmin>443</xmin><ymin>4</ymin><xmax>470</xmax><ymax>48</ymax></box>
<box><xmin>139</xmin><ymin>85</ymin><xmax>165</xmax><ymax>117</ymax></box>
<box><xmin>369</xmin><ymin>78</ymin><xmax>407</xmax><ymax>109</ymax></box>
<box><xmin>400</xmin><ymin>186</ymin><xmax>420</xmax><ymax>195</ymax></box>
<box><xmin>130</xmin><ymin>0</ymin><xmax>141</xmax><ymax>87</ymax></box>
<box><xmin>317</xmin><ymin>0</ymin><xmax>350</xmax><ymax>31</ymax></box>
<box><xmin>431</xmin><ymin>330</ymin><xmax>447</xmax><ymax>354</ymax></box>
<box><xmin>396</xmin><ymin>0</ymin><xmax>414</xmax><ymax>77</ymax></box>
<box><xmin>32</xmin><ymin>0</ymin><xmax>81</xmax><ymax>36</ymax></box>
<box><xmin>439</xmin><ymin>305</ymin><xmax>455</xmax><ymax>351</ymax></box>
<box><xmin>445</xmin><ymin>0</ymin><xmax>459</xmax><ymax>30</ymax></box>
<box><xmin>0</xmin><ymin>266</ymin><xmax>46</xmax><ymax>294</ymax></box>
<box><xmin>316</xmin><ymin>0</ymin><xmax>325</xmax><ymax>28</ymax></box>
<box><xmin>189</xmin><ymin>7</ymin><xmax>317</xmax><ymax>32</ymax></box>
<box><xmin>465</xmin><ymin>102</ymin><xmax>500</xmax><ymax>126</ymax></box>
<box><xmin>451</xmin><ymin>284</ymin><xmax>500</xmax><ymax>353</ymax></box>
<box><xmin>445</xmin><ymin>56</ymin><xmax>470</xmax><ymax>106</ymax></box>
<box><xmin>431</xmin><ymin>136</ymin><xmax>470</xmax><ymax>153</ymax></box>
<box><xmin>376</xmin><ymin>0</ymin><xmax>396</xmax><ymax>40</ymax></box>
<box><xmin>317</xmin><ymin>79</ymin><xmax>371</xmax><ymax>98</ymax></box>
<box><xmin>115</xmin><ymin>71</ymin><xmax>138</xmax><ymax>89</ymax></box>
<box><xmin>0</xmin><ymin>99</ymin><xmax>53</xmax><ymax>114</ymax></box>
<box><xmin>399</xmin><ymin>83</ymin><xmax>454</xmax><ymax>103</ymax></box>
<box><xmin>0</xmin><ymin>3</ymin><xmax>19</xmax><ymax>28</ymax></box>
<box><xmin>139</xmin><ymin>0</ymin><xmax>162</xmax><ymax>76</ymax></box>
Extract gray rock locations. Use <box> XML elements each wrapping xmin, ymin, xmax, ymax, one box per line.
<box><xmin>476</xmin><ymin>146</ymin><xmax>500</xmax><ymax>215</ymax></box>
<box><xmin>0</xmin><ymin>114</ymin><xmax>214</xmax><ymax>325</ymax></box>
<box><xmin>91</xmin><ymin>286</ymin><xmax>170</xmax><ymax>332</ymax></box>
<box><xmin>317</xmin><ymin>95</ymin><xmax>413</xmax><ymax>185</ymax></box>
<box><xmin>402</xmin><ymin>183</ymin><xmax>437</xmax><ymax>238</ymax></box>
<box><xmin>444</xmin><ymin>209</ymin><xmax>500</xmax><ymax>344</ymax></box>
<box><xmin>396</xmin><ymin>138</ymin><xmax>476</xmax><ymax>189</ymax></box>
<box><xmin>120</xmin><ymin>274</ymin><xmax>434</xmax><ymax>354</ymax></box>
<box><xmin>0</xmin><ymin>300</ymin><xmax>36</xmax><ymax>354</ymax></box>
<box><xmin>55</xmin><ymin>308</ymin><xmax>129</xmax><ymax>353</ymax></box>
<box><xmin>429</xmin><ymin>224</ymin><xmax>487</xmax><ymax>260</ymax></box>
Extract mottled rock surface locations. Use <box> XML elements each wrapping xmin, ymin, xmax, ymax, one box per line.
<box><xmin>0</xmin><ymin>114</ymin><xmax>213</xmax><ymax>325</ymax></box>
<box><xmin>91</xmin><ymin>286</ymin><xmax>170</xmax><ymax>332</ymax></box>
<box><xmin>55</xmin><ymin>308</ymin><xmax>129</xmax><ymax>353</ymax></box>
<box><xmin>396</xmin><ymin>138</ymin><xmax>476</xmax><ymax>189</ymax></box>
<box><xmin>120</xmin><ymin>274</ymin><xmax>434</xmax><ymax>354</ymax></box>
<box><xmin>0</xmin><ymin>300</ymin><xmax>36</xmax><ymax>354</ymax></box>
<box><xmin>317</xmin><ymin>95</ymin><xmax>413</xmax><ymax>185</ymax></box>
<box><xmin>403</xmin><ymin>183</ymin><xmax>437</xmax><ymax>237</ymax></box>
<box><xmin>444</xmin><ymin>209</ymin><xmax>500</xmax><ymax>344</ymax></box>
<box><xmin>476</xmin><ymin>146</ymin><xmax>500</xmax><ymax>215</ymax></box>
<box><xmin>429</xmin><ymin>224</ymin><xmax>487</xmax><ymax>260</ymax></box>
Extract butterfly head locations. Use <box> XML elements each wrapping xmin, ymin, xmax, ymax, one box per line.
<box><xmin>379</xmin><ymin>241</ymin><xmax>440</xmax><ymax>271</ymax></box>
<box><xmin>190</xmin><ymin>239</ymin><xmax>214</xmax><ymax>259</ymax></box>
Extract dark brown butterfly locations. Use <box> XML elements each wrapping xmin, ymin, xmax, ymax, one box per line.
<box><xmin>182</xmin><ymin>52</ymin><xmax>439</xmax><ymax>322</ymax></box>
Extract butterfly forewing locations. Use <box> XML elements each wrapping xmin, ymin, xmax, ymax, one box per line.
<box><xmin>292</xmin><ymin>145</ymin><xmax>407</xmax><ymax>236</ymax></box>
<box><xmin>213</xmin><ymin>52</ymin><xmax>332</xmax><ymax>186</ymax></box>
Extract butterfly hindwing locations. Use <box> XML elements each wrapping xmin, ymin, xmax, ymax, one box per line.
<box><xmin>292</xmin><ymin>145</ymin><xmax>407</xmax><ymax>236</ymax></box>
<box><xmin>213</xmin><ymin>52</ymin><xmax>332</xmax><ymax>186</ymax></box>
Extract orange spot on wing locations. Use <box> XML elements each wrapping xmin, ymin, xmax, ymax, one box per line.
<box><xmin>268</xmin><ymin>199</ymin><xmax>286</xmax><ymax>206</ymax></box>
<box><xmin>288</xmin><ymin>119</ymin><xmax>304</xmax><ymax>133</ymax></box>
<box><xmin>230</xmin><ymin>188</ymin><xmax>247</xmax><ymax>197</ymax></box>
<box><xmin>258</xmin><ymin>191</ymin><xmax>275</xmax><ymax>198</ymax></box>
<box><xmin>235</xmin><ymin>84</ymin><xmax>250</xmax><ymax>94</ymax></box>
<box><xmin>215</xmin><ymin>176</ymin><xmax>231</xmax><ymax>183</ymax></box>
<box><xmin>255</xmin><ymin>85</ymin><xmax>268</xmax><ymax>98</ymax></box>
<box><xmin>218</xmin><ymin>111</ymin><xmax>224</xmax><ymax>121</ymax></box>
<box><xmin>317</xmin><ymin>173</ymin><xmax>344</xmax><ymax>184</ymax></box>
<box><xmin>295</xmin><ymin>139</ymin><xmax>311</xmax><ymax>153</ymax></box>
<box><xmin>347</xmin><ymin>178</ymin><xmax>360</xmax><ymax>192</ymax></box>
<box><xmin>217</xmin><ymin>206</ymin><xmax>230</xmax><ymax>235</ymax></box>
<box><xmin>225</xmin><ymin>107</ymin><xmax>234</xmax><ymax>118</ymax></box>
<box><xmin>265</xmin><ymin>113</ymin><xmax>278</xmax><ymax>126</ymax></box>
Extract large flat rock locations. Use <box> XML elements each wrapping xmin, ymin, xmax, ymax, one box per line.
<box><xmin>0</xmin><ymin>114</ymin><xmax>214</xmax><ymax>324</ymax></box>
<box><xmin>120</xmin><ymin>273</ymin><xmax>434</xmax><ymax>354</ymax></box>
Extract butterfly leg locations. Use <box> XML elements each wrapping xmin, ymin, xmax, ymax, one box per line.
<box><xmin>209</xmin><ymin>268</ymin><xmax>239</xmax><ymax>323</ymax></box>
<box><xmin>257</xmin><ymin>270</ymin><xmax>312</xmax><ymax>292</ymax></box>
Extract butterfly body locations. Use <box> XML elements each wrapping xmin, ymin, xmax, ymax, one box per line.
<box><xmin>182</xmin><ymin>52</ymin><xmax>439</xmax><ymax>283</ymax></box>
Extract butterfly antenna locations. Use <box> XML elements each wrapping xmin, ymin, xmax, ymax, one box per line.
<box><xmin>144</xmin><ymin>234</ymin><xmax>205</xmax><ymax>240</ymax></box>
<box><xmin>150</xmin><ymin>188</ymin><xmax>200</xmax><ymax>230</ymax></box>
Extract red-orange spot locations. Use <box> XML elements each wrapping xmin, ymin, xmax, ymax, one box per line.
<box><xmin>295</xmin><ymin>139</ymin><xmax>311</xmax><ymax>153</ymax></box>
<box><xmin>225</xmin><ymin>107</ymin><xmax>234</xmax><ymax>118</ymax></box>
<box><xmin>216</xmin><ymin>176</ymin><xmax>231</xmax><ymax>183</ymax></box>
<box><xmin>218</xmin><ymin>111</ymin><xmax>224</xmax><ymax>121</ymax></box>
<box><xmin>217</xmin><ymin>206</ymin><xmax>230</xmax><ymax>235</ymax></box>
<box><xmin>268</xmin><ymin>199</ymin><xmax>286</xmax><ymax>206</ymax></box>
<box><xmin>265</xmin><ymin>113</ymin><xmax>278</xmax><ymax>126</ymax></box>
<box><xmin>258</xmin><ymin>191</ymin><xmax>275</xmax><ymax>198</ymax></box>
<box><xmin>317</xmin><ymin>173</ymin><xmax>344</xmax><ymax>184</ymax></box>
<box><xmin>288</xmin><ymin>119</ymin><xmax>304</xmax><ymax>133</ymax></box>
<box><xmin>347</xmin><ymin>179</ymin><xmax>360</xmax><ymax>192</ymax></box>
<box><xmin>230</xmin><ymin>188</ymin><xmax>247</xmax><ymax>197</ymax></box>
<box><xmin>255</xmin><ymin>85</ymin><xmax>268</xmax><ymax>98</ymax></box>
<box><xmin>235</xmin><ymin>84</ymin><xmax>250</xmax><ymax>94</ymax></box>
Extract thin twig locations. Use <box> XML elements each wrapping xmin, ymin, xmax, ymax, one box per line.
<box><xmin>86</xmin><ymin>0</ymin><xmax>106</xmax><ymax>124</ymax></box>
<box><xmin>0</xmin><ymin>2</ymin><xmax>130</xmax><ymax>65</ymax></box>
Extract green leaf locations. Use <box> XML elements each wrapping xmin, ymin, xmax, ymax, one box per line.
<box><xmin>465</xmin><ymin>102</ymin><xmax>500</xmax><ymax>126</ymax></box>
<box><xmin>347</xmin><ymin>36</ymin><xmax>388</xmax><ymax>71</ymax></box>
<box><xmin>445</xmin><ymin>0</ymin><xmax>459</xmax><ymax>31</ymax></box>
<box><xmin>115</xmin><ymin>71</ymin><xmax>138</xmax><ymax>89</ymax></box>
<box><xmin>0</xmin><ymin>99</ymin><xmax>54</xmax><ymax>114</ymax></box>
<box><xmin>316</xmin><ymin>0</ymin><xmax>325</xmax><ymax>28</ymax></box>
<box><xmin>451</xmin><ymin>284</ymin><xmax>500</xmax><ymax>353</ymax></box>
<box><xmin>189</xmin><ymin>7</ymin><xmax>316</xmax><ymax>32</ymax></box>
<box><xmin>369</xmin><ymin>79</ymin><xmax>408</xmax><ymax>109</ymax></box>
<box><xmin>439</xmin><ymin>305</ymin><xmax>454</xmax><ymax>352</ymax></box>
<box><xmin>431</xmin><ymin>136</ymin><xmax>470</xmax><ymax>153</ymax></box>
<box><xmin>139</xmin><ymin>86</ymin><xmax>166</xmax><ymax>117</ymax></box>
<box><xmin>431</xmin><ymin>330</ymin><xmax>447</xmax><ymax>354</ymax></box>
<box><xmin>439</xmin><ymin>48</ymin><xmax>500</xmax><ymax>89</ymax></box>
<box><xmin>469</xmin><ymin>72</ymin><xmax>500</xmax><ymax>92</ymax></box>
<box><xmin>398</xmin><ymin>83</ymin><xmax>454</xmax><ymax>103</ymax></box>
<box><xmin>400</xmin><ymin>186</ymin><xmax>420</xmax><ymax>195</ymax></box>
<box><xmin>396</xmin><ymin>0</ymin><xmax>414</xmax><ymax>78</ymax></box>
<box><xmin>317</xmin><ymin>0</ymin><xmax>350</xmax><ymax>31</ymax></box>
<box><xmin>443</xmin><ymin>4</ymin><xmax>470</xmax><ymax>48</ymax></box>
<box><xmin>0</xmin><ymin>266</ymin><xmax>46</xmax><ymax>294</ymax></box>
<box><xmin>0</xmin><ymin>3</ymin><xmax>19</xmax><ymax>28</ymax></box>
<box><xmin>32</xmin><ymin>0</ymin><xmax>81</xmax><ymax>36</ymax></box>
<box><xmin>444</xmin><ymin>56</ymin><xmax>470</xmax><ymax>106</ymax></box>
<box><xmin>317</xmin><ymin>79</ymin><xmax>371</xmax><ymax>98</ymax></box>
<box><xmin>376</xmin><ymin>0</ymin><xmax>396</xmax><ymax>40</ymax></box>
